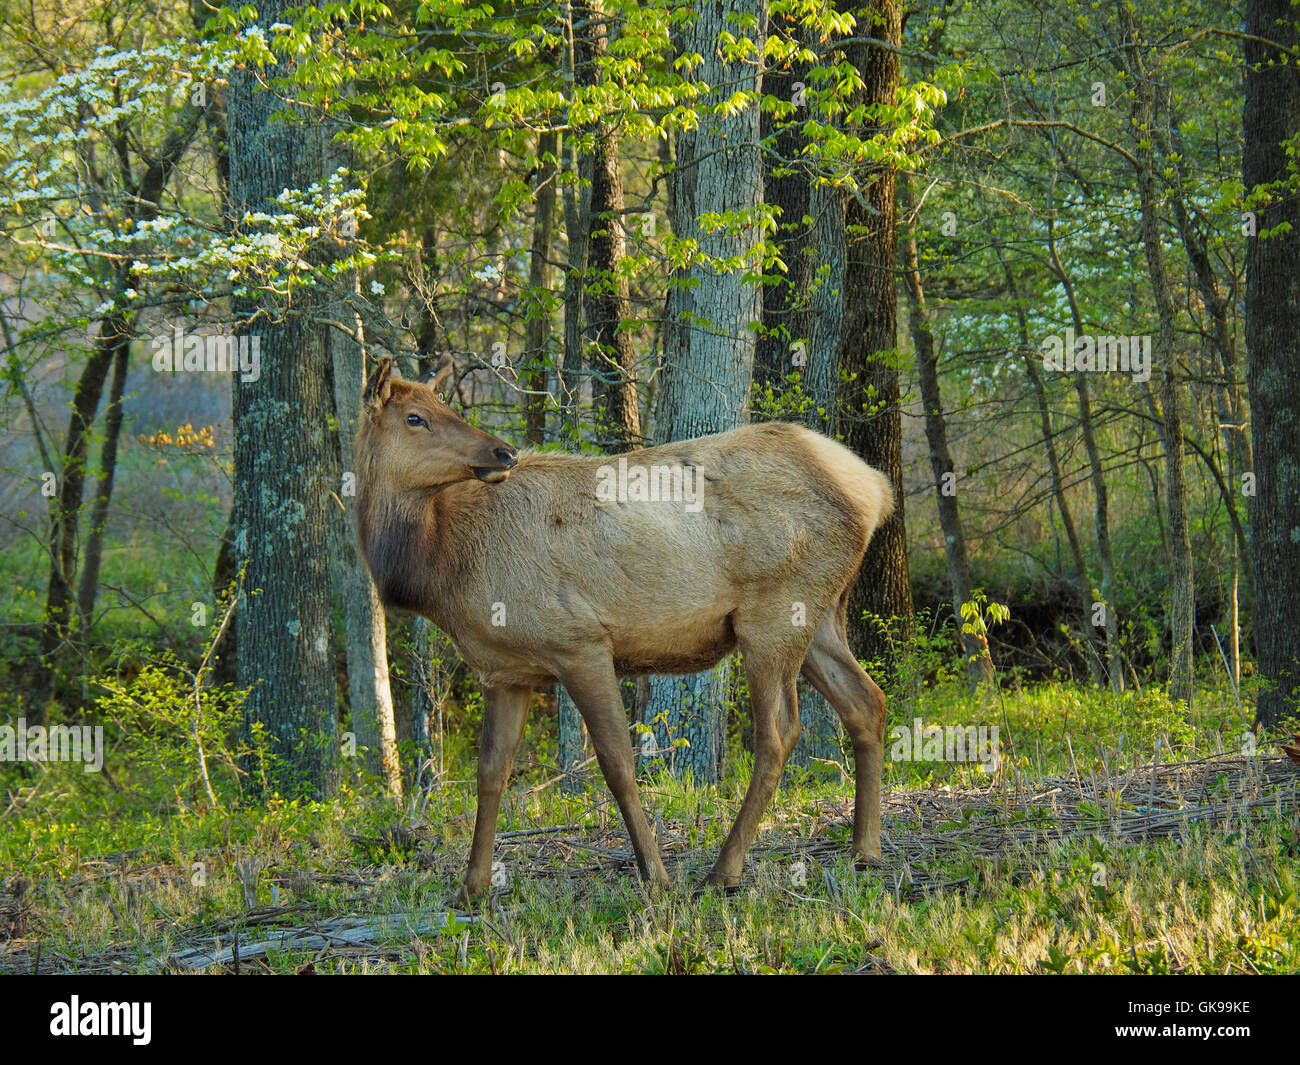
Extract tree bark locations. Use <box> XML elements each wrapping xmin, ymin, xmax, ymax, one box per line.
<box><xmin>228</xmin><ymin>0</ymin><xmax>339</xmax><ymax>798</ymax></box>
<box><xmin>1243</xmin><ymin>0</ymin><xmax>1300</xmax><ymax>729</ymax></box>
<box><xmin>524</xmin><ymin>131</ymin><xmax>559</xmax><ymax>446</ymax></box>
<box><xmin>642</xmin><ymin>0</ymin><xmax>767</xmax><ymax>784</ymax></box>
<box><xmin>759</xmin><ymin>41</ymin><xmax>844</xmax><ymax>767</ymax></box>
<box><xmin>74</xmin><ymin>338</ymin><xmax>129</xmax><ymax>633</ymax></box>
<box><xmin>582</xmin><ymin>3</ymin><xmax>641</xmax><ymax>453</ymax></box>
<box><xmin>838</xmin><ymin>0</ymin><xmax>913</xmax><ymax>670</ymax></box>
<box><xmin>331</xmin><ymin>299</ymin><xmax>402</xmax><ymax>796</ymax></box>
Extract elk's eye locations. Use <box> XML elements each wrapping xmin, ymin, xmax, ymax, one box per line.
<box><xmin>406</xmin><ymin>413</ymin><xmax>426</xmax><ymax>427</ymax></box>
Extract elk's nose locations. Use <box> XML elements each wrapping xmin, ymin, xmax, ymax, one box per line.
<box><xmin>494</xmin><ymin>446</ymin><xmax>518</xmax><ymax>468</ymax></box>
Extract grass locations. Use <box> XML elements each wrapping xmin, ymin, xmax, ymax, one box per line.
<box><xmin>2</xmin><ymin>678</ymin><xmax>1297</xmax><ymax>974</ymax></box>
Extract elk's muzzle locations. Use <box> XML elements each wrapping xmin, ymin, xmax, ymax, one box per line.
<box><xmin>472</xmin><ymin>445</ymin><xmax>518</xmax><ymax>484</ymax></box>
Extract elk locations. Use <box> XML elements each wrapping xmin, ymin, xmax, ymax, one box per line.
<box><xmin>355</xmin><ymin>357</ymin><xmax>893</xmax><ymax>900</ymax></box>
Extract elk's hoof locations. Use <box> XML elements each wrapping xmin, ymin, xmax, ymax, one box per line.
<box><xmin>452</xmin><ymin>885</ymin><xmax>486</xmax><ymax>912</ymax></box>
<box><xmin>695</xmin><ymin>871</ymin><xmax>742</xmax><ymax>898</ymax></box>
<box><xmin>852</xmin><ymin>853</ymin><xmax>883</xmax><ymax>872</ymax></box>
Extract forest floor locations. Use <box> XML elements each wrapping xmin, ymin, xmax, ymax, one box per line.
<box><xmin>4</xmin><ymin>744</ymin><xmax>1298</xmax><ymax>974</ymax></box>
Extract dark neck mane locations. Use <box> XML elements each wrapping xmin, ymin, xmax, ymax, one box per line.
<box><xmin>359</xmin><ymin>481</ymin><xmax>464</xmax><ymax>615</ymax></box>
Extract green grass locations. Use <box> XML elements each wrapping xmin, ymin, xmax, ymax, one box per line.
<box><xmin>2</xmin><ymin>678</ymin><xmax>1297</xmax><ymax>974</ymax></box>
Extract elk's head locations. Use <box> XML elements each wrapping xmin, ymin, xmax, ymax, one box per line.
<box><xmin>360</xmin><ymin>356</ymin><xmax>518</xmax><ymax>492</ymax></box>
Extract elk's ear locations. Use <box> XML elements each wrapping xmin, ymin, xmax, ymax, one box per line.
<box><xmin>363</xmin><ymin>356</ymin><xmax>394</xmax><ymax>416</ymax></box>
<box><xmin>428</xmin><ymin>355</ymin><xmax>455</xmax><ymax>400</ymax></box>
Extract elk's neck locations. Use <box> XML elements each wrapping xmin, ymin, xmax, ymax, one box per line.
<box><xmin>358</xmin><ymin>485</ymin><xmax>467</xmax><ymax>617</ymax></box>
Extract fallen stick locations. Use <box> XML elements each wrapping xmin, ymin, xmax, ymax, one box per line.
<box><xmin>154</xmin><ymin>912</ymin><xmax>473</xmax><ymax>972</ymax></box>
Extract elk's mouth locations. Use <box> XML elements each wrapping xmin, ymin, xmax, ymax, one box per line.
<box><xmin>472</xmin><ymin>466</ymin><xmax>513</xmax><ymax>484</ymax></box>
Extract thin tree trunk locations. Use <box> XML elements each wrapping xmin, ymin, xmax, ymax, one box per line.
<box><xmin>35</xmin><ymin>81</ymin><xmax>201</xmax><ymax>723</ymax></box>
<box><xmin>993</xmin><ymin>240</ymin><xmax>1097</xmax><ymax>682</ymax></box>
<box><xmin>211</xmin><ymin>508</ymin><xmax>238</xmax><ymax>689</ymax></box>
<box><xmin>1123</xmin><ymin>18</ymin><xmax>1195</xmax><ymax>709</ymax></box>
<box><xmin>901</xmin><ymin>177</ymin><xmax>994</xmax><ymax>689</ymax></box>
<box><xmin>525</xmin><ymin>131</ymin><xmax>559</xmax><ymax>446</ymax></box>
<box><xmin>75</xmin><ymin>335</ymin><xmax>129</xmax><ymax>633</ymax></box>
<box><xmin>409</xmin><ymin>231</ymin><xmax>444</xmax><ymax>759</ymax></box>
<box><xmin>556</xmin><ymin>4</ymin><xmax>600</xmax><ymax>786</ymax></box>
<box><xmin>37</xmin><ymin>310</ymin><xmax>125</xmax><ymax>722</ymax></box>
<box><xmin>331</xmin><ymin>295</ymin><xmax>401</xmax><ymax>796</ymax></box>
<box><xmin>1044</xmin><ymin>218</ymin><xmax>1118</xmax><ymax>690</ymax></box>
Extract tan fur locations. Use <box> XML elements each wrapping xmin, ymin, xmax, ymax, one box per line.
<box><xmin>355</xmin><ymin>358</ymin><xmax>893</xmax><ymax>898</ymax></box>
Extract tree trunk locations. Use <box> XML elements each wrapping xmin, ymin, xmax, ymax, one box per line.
<box><xmin>581</xmin><ymin>2</ymin><xmax>640</xmax><ymax>453</ymax></box>
<box><xmin>838</xmin><ymin>1</ymin><xmax>913</xmax><ymax>670</ymax></box>
<box><xmin>1044</xmin><ymin>219</ymin><xmax>1118</xmax><ymax>690</ymax></box>
<box><xmin>36</xmin><ymin>309</ymin><xmax>127</xmax><ymax>722</ymax></box>
<box><xmin>901</xmin><ymin>177</ymin><xmax>994</xmax><ymax>689</ymax></box>
<box><xmin>759</xmin><ymin>43</ymin><xmax>844</xmax><ymax>767</ymax></box>
<box><xmin>211</xmin><ymin>508</ymin><xmax>239</xmax><ymax>689</ymax></box>
<box><xmin>228</xmin><ymin>0</ymin><xmax>339</xmax><ymax>798</ymax></box>
<box><xmin>642</xmin><ymin>0</ymin><xmax>766</xmax><ymax>785</ymax></box>
<box><xmin>524</xmin><ymin>131</ymin><xmax>559</xmax><ymax>446</ymax></box>
<box><xmin>555</xmin><ymin>7</ymin><xmax>603</xmax><ymax>785</ymax></box>
<box><xmin>74</xmin><ymin>333</ymin><xmax>129</xmax><ymax>634</ymax></box>
<box><xmin>992</xmin><ymin>239</ymin><xmax>1097</xmax><ymax>683</ymax></box>
<box><xmin>331</xmin><ymin>298</ymin><xmax>402</xmax><ymax>796</ymax></box>
<box><xmin>1243</xmin><ymin>0</ymin><xmax>1300</xmax><ymax>729</ymax></box>
<box><xmin>1123</xmin><ymin>19</ymin><xmax>1195</xmax><ymax>709</ymax></box>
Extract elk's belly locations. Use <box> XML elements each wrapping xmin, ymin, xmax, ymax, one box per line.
<box><xmin>609</xmin><ymin>611</ymin><xmax>737</xmax><ymax>676</ymax></box>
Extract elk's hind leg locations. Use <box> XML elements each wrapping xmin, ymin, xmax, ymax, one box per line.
<box><xmin>462</xmin><ymin>683</ymin><xmax>531</xmax><ymax>903</ymax></box>
<box><xmin>705</xmin><ymin>638</ymin><xmax>804</xmax><ymax>888</ymax></box>
<box><xmin>800</xmin><ymin>610</ymin><xmax>887</xmax><ymax>865</ymax></box>
<box><xmin>556</xmin><ymin>655</ymin><xmax>670</xmax><ymax>892</ymax></box>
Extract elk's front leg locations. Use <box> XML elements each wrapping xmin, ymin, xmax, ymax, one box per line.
<box><xmin>556</xmin><ymin>656</ymin><xmax>670</xmax><ymax>892</ymax></box>
<box><xmin>460</xmin><ymin>684</ymin><xmax>531</xmax><ymax>904</ymax></box>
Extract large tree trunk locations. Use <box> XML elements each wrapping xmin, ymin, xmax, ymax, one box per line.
<box><xmin>839</xmin><ymin>1</ymin><xmax>913</xmax><ymax>670</ymax></box>
<box><xmin>1243</xmin><ymin>0</ymin><xmax>1300</xmax><ymax>730</ymax></box>
<box><xmin>758</xmin><ymin>39</ymin><xmax>844</xmax><ymax>768</ymax></box>
<box><xmin>901</xmin><ymin>177</ymin><xmax>994</xmax><ymax>689</ymax></box>
<box><xmin>642</xmin><ymin>0</ymin><xmax>766</xmax><ymax>785</ymax></box>
<box><xmin>228</xmin><ymin>0</ymin><xmax>339</xmax><ymax>798</ymax></box>
<box><xmin>582</xmin><ymin>2</ymin><xmax>640</xmax><ymax>453</ymax></box>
